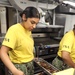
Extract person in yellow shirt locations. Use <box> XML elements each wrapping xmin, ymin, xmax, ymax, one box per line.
<box><xmin>52</xmin><ymin>25</ymin><xmax>75</xmax><ymax>70</ymax></box>
<box><xmin>0</xmin><ymin>6</ymin><xmax>40</xmax><ymax>75</ymax></box>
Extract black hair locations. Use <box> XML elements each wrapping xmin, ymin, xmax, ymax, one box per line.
<box><xmin>73</xmin><ymin>24</ymin><xmax>75</xmax><ymax>35</ymax></box>
<box><xmin>73</xmin><ymin>24</ymin><xmax>75</xmax><ymax>30</ymax></box>
<box><xmin>20</xmin><ymin>6</ymin><xmax>40</xmax><ymax>19</ymax></box>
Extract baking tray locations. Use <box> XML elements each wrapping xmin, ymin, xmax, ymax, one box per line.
<box><xmin>34</xmin><ymin>58</ymin><xmax>59</xmax><ymax>75</ymax></box>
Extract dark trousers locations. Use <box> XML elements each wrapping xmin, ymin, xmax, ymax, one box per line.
<box><xmin>0</xmin><ymin>60</ymin><xmax>5</xmax><ymax>75</ymax></box>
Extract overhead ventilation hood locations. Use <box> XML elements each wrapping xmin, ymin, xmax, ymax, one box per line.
<box><xmin>8</xmin><ymin>0</ymin><xmax>58</xmax><ymax>11</ymax></box>
<box><xmin>55</xmin><ymin>0</ymin><xmax>75</xmax><ymax>14</ymax></box>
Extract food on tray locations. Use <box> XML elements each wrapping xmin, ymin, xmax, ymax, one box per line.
<box><xmin>36</xmin><ymin>60</ymin><xmax>57</xmax><ymax>73</ymax></box>
<box><xmin>40</xmin><ymin>62</ymin><xmax>47</xmax><ymax>68</ymax></box>
<box><xmin>38</xmin><ymin>72</ymin><xmax>45</xmax><ymax>75</ymax></box>
<box><xmin>34</xmin><ymin>58</ymin><xmax>58</xmax><ymax>74</ymax></box>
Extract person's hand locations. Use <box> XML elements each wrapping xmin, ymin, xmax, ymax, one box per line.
<box><xmin>33</xmin><ymin>57</ymin><xmax>39</xmax><ymax>61</ymax></box>
<box><xmin>34</xmin><ymin>57</ymin><xmax>38</xmax><ymax>60</ymax></box>
<box><xmin>13</xmin><ymin>69</ymin><xmax>25</xmax><ymax>75</ymax></box>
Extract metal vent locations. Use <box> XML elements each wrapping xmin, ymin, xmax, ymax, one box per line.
<box><xmin>0</xmin><ymin>0</ymin><xmax>12</xmax><ymax>7</ymax></box>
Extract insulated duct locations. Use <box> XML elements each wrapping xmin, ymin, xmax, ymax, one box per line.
<box><xmin>8</xmin><ymin>0</ymin><xmax>58</xmax><ymax>11</ymax></box>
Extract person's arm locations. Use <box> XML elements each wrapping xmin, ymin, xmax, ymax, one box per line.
<box><xmin>0</xmin><ymin>50</ymin><xmax>1</xmax><ymax>59</ymax></box>
<box><xmin>61</xmin><ymin>51</ymin><xmax>75</xmax><ymax>68</ymax></box>
<box><xmin>0</xmin><ymin>46</ymin><xmax>25</xmax><ymax>75</ymax></box>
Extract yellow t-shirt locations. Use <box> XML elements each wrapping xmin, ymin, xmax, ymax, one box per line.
<box><xmin>58</xmin><ymin>30</ymin><xmax>75</xmax><ymax>62</ymax></box>
<box><xmin>2</xmin><ymin>23</ymin><xmax>34</xmax><ymax>63</ymax></box>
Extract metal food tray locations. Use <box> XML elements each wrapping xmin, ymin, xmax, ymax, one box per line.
<box><xmin>34</xmin><ymin>58</ymin><xmax>59</xmax><ymax>75</ymax></box>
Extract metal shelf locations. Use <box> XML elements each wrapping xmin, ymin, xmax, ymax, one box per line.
<box><xmin>36</xmin><ymin>22</ymin><xmax>64</xmax><ymax>28</ymax></box>
<box><xmin>38</xmin><ymin>54</ymin><xmax>57</xmax><ymax>59</ymax></box>
<box><xmin>44</xmin><ymin>44</ymin><xmax>59</xmax><ymax>48</ymax></box>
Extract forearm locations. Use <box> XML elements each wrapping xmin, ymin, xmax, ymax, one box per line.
<box><xmin>62</xmin><ymin>51</ymin><xmax>75</xmax><ymax>68</ymax></box>
<box><xmin>0</xmin><ymin>50</ymin><xmax>1</xmax><ymax>59</ymax></box>
<box><xmin>63</xmin><ymin>56</ymin><xmax>75</xmax><ymax>68</ymax></box>
<box><xmin>1</xmin><ymin>51</ymin><xmax>18</xmax><ymax>73</ymax></box>
<box><xmin>0</xmin><ymin>46</ymin><xmax>25</xmax><ymax>75</ymax></box>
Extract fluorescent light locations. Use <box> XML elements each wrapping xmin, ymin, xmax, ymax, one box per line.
<box><xmin>63</xmin><ymin>1</ymin><xmax>75</xmax><ymax>7</ymax></box>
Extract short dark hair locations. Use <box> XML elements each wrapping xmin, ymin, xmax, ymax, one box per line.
<box><xmin>20</xmin><ymin>6</ymin><xmax>40</xmax><ymax>19</ymax></box>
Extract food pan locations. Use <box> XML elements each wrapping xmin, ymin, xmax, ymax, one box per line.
<box><xmin>34</xmin><ymin>58</ymin><xmax>59</xmax><ymax>75</ymax></box>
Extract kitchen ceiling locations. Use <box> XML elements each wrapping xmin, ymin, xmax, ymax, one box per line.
<box><xmin>0</xmin><ymin>0</ymin><xmax>75</xmax><ymax>7</ymax></box>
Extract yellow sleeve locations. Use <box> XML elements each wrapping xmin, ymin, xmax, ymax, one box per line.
<box><xmin>60</xmin><ymin>33</ymin><xmax>74</xmax><ymax>52</ymax></box>
<box><xmin>2</xmin><ymin>27</ymin><xmax>17</xmax><ymax>49</ymax></box>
